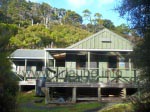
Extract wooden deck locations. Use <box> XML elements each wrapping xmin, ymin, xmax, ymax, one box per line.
<box><xmin>45</xmin><ymin>82</ymin><xmax>137</xmax><ymax>88</ymax></box>
<box><xmin>45</xmin><ymin>81</ymin><xmax>138</xmax><ymax>104</ymax></box>
<box><xmin>19</xmin><ymin>80</ymin><xmax>36</xmax><ymax>86</ymax></box>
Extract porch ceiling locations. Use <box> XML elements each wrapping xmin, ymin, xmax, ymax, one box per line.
<box><xmin>12</xmin><ymin>59</ymin><xmax>44</xmax><ymax>65</ymax></box>
<box><xmin>45</xmin><ymin>48</ymin><xmax>132</xmax><ymax>56</ymax></box>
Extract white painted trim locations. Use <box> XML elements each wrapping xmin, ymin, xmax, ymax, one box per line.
<box><xmin>44</xmin><ymin>50</ymin><xmax>47</xmax><ymax>67</ymax></box>
<box><xmin>45</xmin><ymin>48</ymin><xmax>133</xmax><ymax>52</ymax></box>
<box><xmin>9</xmin><ymin>57</ymin><xmax>53</xmax><ymax>59</ymax></box>
<box><xmin>88</xmin><ymin>52</ymin><xmax>90</xmax><ymax>69</ymax></box>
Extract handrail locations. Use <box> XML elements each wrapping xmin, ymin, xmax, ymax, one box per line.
<box><xmin>15</xmin><ymin>67</ymin><xmax>138</xmax><ymax>83</ymax></box>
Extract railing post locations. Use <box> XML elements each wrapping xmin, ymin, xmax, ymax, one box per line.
<box><xmin>129</xmin><ymin>58</ymin><xmax>132</xmax><ymax>78</ymax></box>
<box><xmin>65</xmin><ymin>68</ymin><xmax>68</xmax><ymax>82</ymax></box>
<box><xmin>134</xmin><ymin>69</ymin><xmax>137</xmax><ymax>83</ymax></box>
<box><xmin>56</xmin><ymin>67</ymin><xmax>58</xmax><ymax>82</ymax></box>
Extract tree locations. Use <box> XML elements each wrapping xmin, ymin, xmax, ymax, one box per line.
<box><xmin>114</xmin><ymin>23</ymin><xmax>131</xmax><ymax>37</ymax></box>
<box><xmin>116</xmin><ymin>0</ymin><xmax>150</xmax><ymax>34</ymax></box>
<box><xmin>0</xmin><ymin>23</ymin><xmax>18</xmax><ymax>112</ymax></box>
<box><xmin>0</xmin><ymin>10</ymin><xmax>12</xmax><ymax>23</ymax></box>
<box><xmin>82</xmin><ymin>9</ymin><xmax>92</xmax><ymax>24</ymax></box>
<box><xmin>103</xmin><ymin>19</ymin><xmax>115</xmax><ymax>29</ymax></box>
<box><xmin>6</xmin><ymin>0</ymin><xmax>31</xmax><ymax>27</ymax></box>
<box><xmin>94</xmin><ymin>13</ymin><xmax>103</xmax><ymax>25</ymax></box>
<box><xmin>39</xmin><ymin>2</ymin><xmax>52</xmax><ymax>28</ymax></box>
<box><xmin>116</xmin><ymin>0</ymin><xmax>150</xmax><ymax>111</ymax></box>
<box><xmin>63</xmin><ymin>10</ymin><xmax>83</xmax><ymax>25</ymax></box>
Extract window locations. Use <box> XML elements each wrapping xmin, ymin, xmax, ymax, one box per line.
<box><xmin>125</xmin><ymin>57</ymin><xmax>129</xmax><ymax>68</ymax></box>
<box><xmin>108</xmin><ymin>56</ymin><xmax>117</xmax><ymax>68</ymax></box>
<box><xmin>56</xmin><ymin>58</ymin><xmax>65</xmax><ymax>67</ymax></box>
<box><xmin>36</xmin><ymin>62</ymin><xmax>44</xmax><ymax>71</ymax></box>
<box><xmin>36</xmin><ymin>65</ymin><xmax>42</xmax><ymax>71</ymax></box>
<box><xmin>76</xmin><ymin>55</ymin><xmax>86</xmax><ymax>69</ymax></box>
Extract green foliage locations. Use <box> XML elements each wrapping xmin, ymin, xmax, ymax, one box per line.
<box><xmin>115</xmin><ymin>24</ymin><xmax>130</xmax><ymax>35</ymax></box>
<box><xmin>0</xmin><ymin>23</ymin><xmax>18</xmax><ymax>50</ymax></box>
<box><xmin>49</xmin><ymin>24</ymin><xmax>92</xmax><ymax>47</ymax></box>
<box><xmin>0</xmin><ymin>0</ymin><xmax>136</xmax><ymax>40</ymax></box>
<box><xmin>0</xmin><ymin>23</ymin><xmax>18</xmax><ymax>112</ymax></box>
<box><xmin>116</xmin><ymin>0</ymin><xmax>150</xmax><ymax>111</ymax></box>
<box><xmin>0</xmin><ymin>10</ymin><xmax>12</xmax><ymax>23</ymax></box>
<box><xmin>132</xmin><ymin>30</ymin><xmax>150</xmax><ymax>87</ymax></box>
<box><xmin>10</xmin><ymin>25</ymin><xmax>53</xmax><ymax>48</ymax></box>
<box><xmin>6</xmin><ymin>0</ymin><xmax>31</xmax><ymax>26</ymax></box>
<box><xmin>10</xmin><ymin>24</ymin><xmax>91</xmax><ymax>48</ymax></box>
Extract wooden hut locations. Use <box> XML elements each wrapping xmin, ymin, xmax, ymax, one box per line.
<box><xmin>44</xmin><ymin>28</ymin><xmax>138</xmax><ymax>103</ymax></box>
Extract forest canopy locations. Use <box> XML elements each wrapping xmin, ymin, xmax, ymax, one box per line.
<box><xmin>0</xmin><ymin>0</ymin><xmax>139</xmax><ymax>49</ymax></box>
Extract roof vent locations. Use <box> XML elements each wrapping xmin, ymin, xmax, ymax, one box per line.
<box><xmin>101</xmin><ymin>38</ymin><xmax>111</xmax><ymax>43</ymax></box>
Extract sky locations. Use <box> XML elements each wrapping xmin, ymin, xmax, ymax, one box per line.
<box><xmin>27</xmin><ymin>0</ymin><xmax>127</xmax><ymax>26</ymax></box>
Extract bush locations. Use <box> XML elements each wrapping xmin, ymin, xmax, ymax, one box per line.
<box><xmin>0</xmin><ymin>23</ymin><xmax>18</xmax><ymax>112</ymax></box>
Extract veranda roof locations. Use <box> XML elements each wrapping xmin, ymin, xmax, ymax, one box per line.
<box><xmin>10</xmin><ymin>49</ymin><xmax>53</xmax><ymax>59</ymax></box>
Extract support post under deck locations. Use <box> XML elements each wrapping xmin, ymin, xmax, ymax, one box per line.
<box><xmin>72</xmin><ymin>87</ymin><xmax>77</xmax><ymax>103</ymax></box>
<box><xmin>122</xmin><ymin>88</ymin><xmax>127</xmax><ymax>99</ymax></box>
<box><xmin>45</xmin><ymin>87</ymin><xmax>50</xmax><ymax>104</ymax></box>
<box><xmin>98</xmin><ymin>87</ymin><xmax>101</xmax><ymax>101</ymax></box>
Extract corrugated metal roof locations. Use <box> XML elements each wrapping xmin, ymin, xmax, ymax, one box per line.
<box><xmin>10</xmin><ymin>49</ymin><xmax>53</xmax><ymax>59</ymax></box>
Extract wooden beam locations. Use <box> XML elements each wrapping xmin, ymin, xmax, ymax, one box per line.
<box><xmin>77</xmin><ymin>97</ymin><xmax>98</xmax><ymax>101</ymax></box>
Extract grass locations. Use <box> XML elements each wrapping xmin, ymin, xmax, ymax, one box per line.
<box><xmin>98</xmin><ymin>103</ymin><xmax>134</xmax><ymax>112</ymax></box>
<box><xmin>49</xmin><ymin>102</ymin><xmax>104</xmax><ymax>112</ymax></box>
<box><xmin>17</xmin><ymin>90</ymin><xmax>105</xmax><ymax>112</ymax></box>
<box><xmin>17</xmin><ymin>90</ymin><xmax>37</xmax><ymax>103</ymax></box>
<box><xmin>17</xmin><ymin>90</ymin><xmax>45</xmax><ymax>105</ymax></box>
<box><xmin>19</xmin><ymin>108</ymin><xmax>48</xmax><ymax>112</ymax></box>
<box><xmin>20</xmin><ymin>102</ymin><xmax>104</xmax><ymax>112</ymax></box>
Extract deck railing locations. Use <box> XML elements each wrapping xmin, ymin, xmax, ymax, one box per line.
<box><xmin>14</xmin><ymin>67</ymin><xmax>139</xmax><ymax>84</ymax></box>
